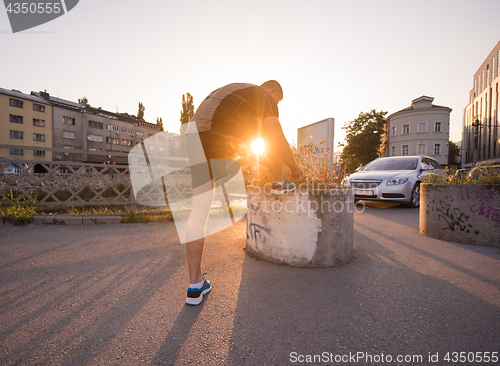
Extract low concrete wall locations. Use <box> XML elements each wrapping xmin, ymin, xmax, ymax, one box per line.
<box><xmin>420</xmin><ymin>184</ymin><xmax>500</xmax><ymax>247</ymax></box>
<box><xmin>246</xmin><ymin>187</ymin><xmax>354</xmax><ymax>267</ymax></box>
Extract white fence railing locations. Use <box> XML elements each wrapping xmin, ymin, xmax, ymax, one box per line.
<box><xmin>0</xmin><ymin>159</ymin><xmax>191</xmax><ymax>208</ymax></box>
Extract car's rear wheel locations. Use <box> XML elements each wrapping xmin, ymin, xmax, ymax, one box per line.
<box><xmin>407</xmin><ymin>182</ymin><xmax>420</xmax><ymax>208</ymax></box>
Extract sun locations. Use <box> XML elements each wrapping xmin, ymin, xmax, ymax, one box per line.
<box><xmin>251</xmin><ymin>138</ymin><xmax>265</xmax><ymax>154</ymax></box>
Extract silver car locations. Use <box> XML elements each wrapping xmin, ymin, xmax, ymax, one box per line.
<box><xmin>346</xmin><ymin>156</ymin><xmax>443</xmax><ymax>208</ymax></box>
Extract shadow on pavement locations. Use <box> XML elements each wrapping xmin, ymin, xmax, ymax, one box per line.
<box><xmin>226</xmin><ymin>228</ymin><xmax>500</xmax><ymax>365</ymax></box>
<box><xmin>151</xmin><ymin>302</ymin><xmax>206</xmax><ymax>366</ymax></box>
<box><xmin>0</xmin><ymin>224</ymin><xmax>185</xmax><ymax>366</ymax></box>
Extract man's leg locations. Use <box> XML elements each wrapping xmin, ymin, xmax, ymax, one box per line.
<box><xmin>185</xmin><ymin>179</ymin><xmax>214</xmax><ymax>284</ymax></box>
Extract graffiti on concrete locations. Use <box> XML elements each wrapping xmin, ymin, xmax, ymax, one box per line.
<box><xmin>461</xmin><ymin>188</ymin><xmax>500</xmax><ymax>201</ymax></box>
<box><xmin>246</xmin><ymin>202</ymin><xmax>271</xmax><ymax>249</ymax></box>
<box><xmin>470</xmin><ymin>202</ymin><xmax>500</xmax><ymax>222</ymax></box>
<box><xmin>461</xmin><ymin>188</ymin><xmax>500</xmax><ymax>223</ymax></box>
<box><xmin>429</xmin><ymin>196</ymin><xmax>477</xmax><ymax>233</ymax></box>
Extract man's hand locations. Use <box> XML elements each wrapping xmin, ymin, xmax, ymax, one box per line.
<box><xmin>291</xmin><ymin>165</ymin><xmax>303</xmax><ymax>178</ymax></box>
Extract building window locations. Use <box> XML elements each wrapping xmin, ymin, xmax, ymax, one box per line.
<box><xmin>493</xmin><ymin>58</ymin><xmax>496</xmax><ymax>80</ymax></box>
<box><xmin>417</xmin><ymin>143</ymin><xmax>426</xmax><ymax>155</ymax></box>
<box><xmin>63</xmin><ymin>145</ymin><xmax>75</xmax><ymax>150</ymax></box>
<box><xmin>121</xmin><ymin>127</ymin><xmax>133</xmax><ymax>135</ymax></box>
<box><xmin>434</xmin><ymin>121</ymin><xmax>442</xmax><ymax>132</ymax></box>
<box><xmin>107</xmin><ymin>125</ymin><xmax>119</xmax><ymax>133</ymax></box>
<box><xmin>391</xmin><ymin>146</ymin><xmax>396</xmax><ymax>156</ymax></box>
<box><xmin>33</xmin><ymin>150</ymin><xmax>45</xmax><ymax>156</ymax></box>
<box><xmin>434</xmin><ymin>143</ymin><xmax>441</xmax><ymax>155</ymax></box>
<box><xmin>9</xmin><ymin>98</ymin><xmax>23</xmax><ymax>108</ymax></box>
<box><xmin>33</xmin><ymin>133</ymin><xmax>45</xmax><ymax>142</ymax></box>
<box><xmin>88</xmin><ymin>120</ymin><xmax>104</xmax><ymax>129</ymax></box>
<box><xmin>391</xmin><ymin>126</ymin><xmax>396</xmax><ymax>136</ymax></box>
<box><xmin>136</xmin><ymin>131</ymin><xmax>144</xmax><ymax>138</ymax></box>
<box><xmin>33</xmin><ymin>118</ymin><xmax>45</xmax><ymax>127</ymax></box>
<box><xmin>158</xmin><ymin>146</ymin><xmax>165</xmax><ymax>153</ymax></box>
<box><xmin>417</xmin><ymin>121</ymin><xmax>427</xmax><ymax>133</ymax></box>
<box><xmin>62</xmin><ymin>131</ymin><xmax>76</xmax><ymax>139</ymax></box>
<box><xmin>446</xmin><ymin>122</ymin><xmax>449</xmax><ymax>133</ymax></box>
<box><xmin>87</xmin><ymin>134</ymin><xmax>103</xmax><ymax>142</ymax></box>
<box><xmin>10</xmin><ymin>130</ymin><xmax>23</xmax><ymax>139</ymax></box>
<box><xmin>10</xmin><ymin>149</ymin><xmax>23</xmax><ymax>155</ymax></box>
<box><xmin>121</xmin><ymin>139</ymin><xmax>132</xmax><ymax>146</ymax></box>
<box><xmin>148</xmin><ymin>144</ymin><xmax>155</xmax><ymax>151</ymax></box>
<box><xmin>106</xmin><ymin>137</ymin><xmax>119</xmax><ymax>145</ymax></box>
<box><xmin>33</xmin><ymin>103</ymin><xmax>45</xmax><ymax>112</ymax></box>
<box><xmin>445</xmin><ymin>143</ymin><xmax>449</xmax><ymax>156</ymax></box>
<box><xmin>402</xmin><ymin>124</ymin><xmax>410</xmax><ymax>135</ymax></box>
<box><xmin>402</xmin><ymin>144</ymin><xmax>409</xmax><ymax>156</ymax></box>
<box><xmin>9</xmin><ymin>114</ymin><xmax>23</xmax><ymax>124</ymax></box>
<box><xmin>63</xmin><ymin>116</ymin><xmax>76</xmax><ymax>125</ymax></box>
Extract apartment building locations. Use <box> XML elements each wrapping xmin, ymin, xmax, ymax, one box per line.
<box><xmin>462</xmin><ymin>40</ymin><xmax>500</xmax><ymax>167</ymax></box>
<box><xmin>31</xmin><ymin>91</ymin><xmax>163</xmax><ymax>165</ymax></box>
<box><xmin>0</xmin><ymin>87</ymin><xmax>53</xmax><ymax>166</ymax></box>
<box><xmin>384</xmin><ymin>96</ymin><xmax>452</xmax><ymax>166</ymax></box>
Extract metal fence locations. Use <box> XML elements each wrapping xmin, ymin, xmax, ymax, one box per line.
<box><xmin>0</xmin><ymin>158</ymin><xmax>191</xmax><ymax>209</ymax></box>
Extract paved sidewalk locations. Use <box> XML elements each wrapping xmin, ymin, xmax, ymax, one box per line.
<box><xmin>0</xmin><ymin>203</ymin><xmax>499</xmax><ymax>365</ymax></box>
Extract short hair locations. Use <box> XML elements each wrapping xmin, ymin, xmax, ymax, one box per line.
<box><xmin>260</xmin><ymin>80</ymin><xmax>283</xmax><ymax>100</ymax></box>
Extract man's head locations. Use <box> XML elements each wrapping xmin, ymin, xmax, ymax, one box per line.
<box><xmin>260</xmin><ymin>80</ymin><xmax>283</xmax><ymax>104</ymax></box>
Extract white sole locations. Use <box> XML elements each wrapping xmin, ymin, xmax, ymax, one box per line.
<box><xmin>185</xmin><ymin>286</ymin><xmax>211</xmax><ymax>306</ymax></box>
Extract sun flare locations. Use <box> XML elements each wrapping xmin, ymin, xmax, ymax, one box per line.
<box><xmin>251</xmin><ymin>138</ymin><xmax>265</xmax><ymax>154</ymax></box>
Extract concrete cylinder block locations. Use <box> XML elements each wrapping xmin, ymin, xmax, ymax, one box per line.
<box><xmin>419</xmin><ymin>184</ymin><xmax>500</xmax><ymax>247</ymax></box>
<box><xmin>246</xmin><ymin>187</ymin><xmax>354</xmax><ymax>267</ymax></box>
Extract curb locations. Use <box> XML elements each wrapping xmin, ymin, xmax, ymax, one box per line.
<box><xmin>33</xmin><ymin>215</ymin><xmax>121</xmax><ymax>225</ymax></box>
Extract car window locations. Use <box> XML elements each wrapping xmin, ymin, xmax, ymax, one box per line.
<box><xmin>429</xmin><ymin>159</ymin><xmax>442</xmax><ymax>170</ymax></box>
<box><xmin>363</xmin><ymin>158</ymin><xmax>418</xmax><ymax>171</ymax></box>
<box><xmin>420</xmin><ymin>157</ymin><xmax>433</xmax><ymax>169</ymax></box>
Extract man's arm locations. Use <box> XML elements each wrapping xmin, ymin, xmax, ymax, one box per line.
<box><xmin>262</xmin><ymin>116</ymin><xmax>302</xmax><ymax>178</ymax></box>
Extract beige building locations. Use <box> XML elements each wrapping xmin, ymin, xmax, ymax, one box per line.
<box><xmin>0</xmin><ymin>87</ymin><xmax>53</xmax><ymax>166</ymax></box>
<box><xmin>462</xmin><ymin>39</ymin><xmax>500</xmax><ymax>167</ymax></box>
<box><xmin>384</xmin><ymin>96</ymin><xmax>452</xmax><ymax>166</ymax></box>
<box><xmin>31</xmin><ymin>91</ymin><xmax>164</xmax><ymax>165</ymax></box>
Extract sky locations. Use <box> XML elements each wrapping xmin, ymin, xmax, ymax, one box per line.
<box><xmin>1</xmin><ymin>0</ymin><xmax>499</xmax><ymax>151</ymax></box>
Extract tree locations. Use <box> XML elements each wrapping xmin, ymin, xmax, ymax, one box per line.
<box><xmin>339</xmin><ymin>109</ymin><xmax>388</xmax><ymax>174</ymax></box>
<box><xmin>137</xmin><ymin>102</ymin><xmax>145</xmax><ymax>121</ymax></box>
<box><xmin>156</xmin><ymin>116</ymin><xmax>164</xmax><ymax>131</ymax></box>
<box><xmin>448</xmin><ymin>141</ymin><xmax>460</xmax><ymax>166</ymax></box>
<box><xmin>180</xmin><ymin>93</ymin><xmax>194</xmax><ymax>126</ymax></box>
<box><xmin>78</xmin><ymin>96</ymin><xmax>88</xmax><ymax>105</ymax></box>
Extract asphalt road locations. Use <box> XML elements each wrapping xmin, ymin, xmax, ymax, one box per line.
<box><xmin>0</xmin><ymin>202</ymin><xmax>499</xmax><ymax>366</ymax></box>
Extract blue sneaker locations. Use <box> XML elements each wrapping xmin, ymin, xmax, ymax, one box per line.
<box><xmin>271</xmin><ymin>178</ymin><xmax>296</xmax><ymax>194</ymax></box>
<box><xmin>186</xmin><ymin>275</ymin><xmax>212</xmax><ymax>306</ymax></box>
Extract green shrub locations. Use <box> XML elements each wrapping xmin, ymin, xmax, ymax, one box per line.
<box><xmin>245</xmin><ymin>143</ymin><xmax>345</xmax><ymax>189</ymax></box>
<box><xmin>1</xmin><ymin>204</ymin><xmax>36</xmax><ymax>225</ymax></box>
<box><xmin>422</xmin><ymin>163</ymin><xmax>500</xmax><ymax>185</ymax></box>
<box><xmin>0</xmin><ymin>189</ymin><xmax>37</xmax><ymax>225</ymax></box>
